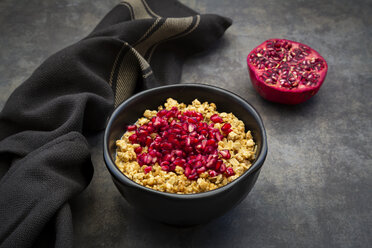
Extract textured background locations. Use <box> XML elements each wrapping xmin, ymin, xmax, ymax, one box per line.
<box><xmin>0</xmin><ymin>0</ymin><xmax>371</xmax><ymax>247</ymax></box>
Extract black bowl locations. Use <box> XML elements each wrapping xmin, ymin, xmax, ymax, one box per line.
<box><xmin>103</xmin><ymin>84</ymin><xmax>268</xmax><ymax>226</ymax></box>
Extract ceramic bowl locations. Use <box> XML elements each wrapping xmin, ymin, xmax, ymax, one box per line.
<box><xmin>103</xmin><ymin>84</ymin><xmax>267</xmax><ymax>226</ymax></box>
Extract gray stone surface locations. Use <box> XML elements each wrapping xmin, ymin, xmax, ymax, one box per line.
<box><xmin>0</xmin><ymin>0</ymin><xmax>371</xmax><ymax>247</ymax></box>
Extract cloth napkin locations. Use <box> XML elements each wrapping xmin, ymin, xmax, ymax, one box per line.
<box><xmin>0</xmin><ymin>0</ymin><xmax>231</xmax><ymax>247</ymax></box>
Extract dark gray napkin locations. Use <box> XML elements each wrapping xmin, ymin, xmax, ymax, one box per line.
<box><xmin>0</xmin><ymin>0</ymin><xmax>231</xmax><ymax>247</ymax></box>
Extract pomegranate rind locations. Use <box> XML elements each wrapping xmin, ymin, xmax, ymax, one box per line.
<box><xmin>247</xmin><ymin>39</ymin><xmax>328</xmax><ymax>104</ymax></box>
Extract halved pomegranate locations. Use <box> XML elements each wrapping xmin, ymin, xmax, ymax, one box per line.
<box><xmin>247</xmin><ymin>39</ymin><xmax>328</xmax><ymax>104</ymax></box>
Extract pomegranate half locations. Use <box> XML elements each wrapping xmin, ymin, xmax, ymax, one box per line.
<box><xmin>247</xmin><ymin>39</ymin><xmax>328</xmax><ymax>104</ymax></box>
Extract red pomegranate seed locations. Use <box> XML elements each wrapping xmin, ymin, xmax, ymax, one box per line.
<box><xmin>219</xmin><ymin>163</ymin><xmax>226</xmax><ymax>173</ymax></box>
<box><xmin>127</xmin><ymin>125</ymin><xmax>137</xmax><ymax>131</ymax></box>
<box><xmin>152</xmin><ymin>156</ymin><xmax>157</xmax><ymax>163</ymax></box>
<box><xmin>146</xmin><ymin>125</ymin><xmax>155</xmax><ymax>133</ymax></box>
<box><xmin>145</xmin><ymin>136</ymin><xmax>152</xmax><ymax>146</ymax></box>
<box><xmin>174</xmin><ymin>150</ymin><xmax>183</xmax><ymax>157</ymax></box>
<box><xmin>196</xmin><ymin>112</ymin><xmax>203</xmax><ymax>121</ymax></box>
<box><xmin>208</xmin><ymin>170</ymin><xmax>218</xmax><ymax>177</ymax></box>
<box><xmin>165</xmin><ymin>154</ymin><xmax>175</xmax><ymax>162</ymax></box>
<box><xmin>160</xmin><ymin>161</ymin><xmax>169</xmax><ymax>166</ymax></box>
<box><xmin>206</xmin><ymin>139</ymin><xmax>216</xmax><ymax>146</ymax></box>
<box><xmin>134</xmin><ymin>146</ymin><xmax>142</xmax><ymax>154</ymax></box>
<box><xmin>193</xmin><ymin>161</ymin><xmax>202</xmax><ymax>168</ymax></box>
<box><xmin>137</xmin><ymin>154</ymin><xmax>145</xmax><ymax>166</ymax></box>
<box><xmin>210</xmin><ymin>114</ymin><xmax>223</xmax><ymax>123</ymax></box>
<box><xmin>188</xmin><ymin>173</ymin><xmax>198</xmax><ymax>180</ymax></box>
<box><xmin>152</xmin><ymin>117</ymin><xmax>162</xmax><ymax>127</ymax></box>
<box><xmin>161</xmin><ymin>142</ymin><xmax>172</xmax><ymax>150</ymax></box>
<box><xmin>144</xmin><ymin>166</ymin><xmax>152</xmax><ymax>174</ymax></box>
<box><xmin>157</xmin><ymin>109</ymin><xmax>168</xmax><ymax>117</ymax></box>
<box><xmin>196</xmin><ymin>166</ymin><xmax>206</xmax><ymax>174</ymax></box>
<box><xmin>169</xmin><ymin>163</ymin><xmax>176</xmax><ymax>171</ymax></box>
<box><xmin>138</xmin><ymin>129</ymin><xmax>148</xmax><ymax>136</ymax></box>
<box><xmin>221</xmin><ymin>123</ymin><xmax>232</xmax><ymax>133</ymax></box>
<box><xmin>225</xmin><ymin>129</ymin><xmax>233</xmax><ymax>135</ymax></box>
<box><xmin>205</xmin><ymin>158</ymin><xmax>216</xmax><ymax>168</ymax></box>
<box><xmin>187</xmin><ymin>117</ymin><xmax>197</xmax><ymax>124</ymax></box>
<box><xmin>225</xmin><ymin>167</ymin><xmax>235</xmax><ymax>177</ymax></box>
<box><xmin>185</xmin><ymin>167</ymin><xmax>192</xmax><ymax>177</ymax></box>
<box><xmin>215</xmin><ymin>160</ymin><xmax>223</xmax><ymax>170</ymax></box>
<box><xmin>188</xmin><ymin>123</ymin><xmax>196</xmax><ymax>133</ymax></box>
<box><xmin>128</xmin><ymin>134</ymin><xmax>138</xmax><ymax>143</ymax></box>
<box><xmin>219</xmin><ymin>149</ymin><xmax>231</xmax><ymax>159</ymax></box>
<box><xmin>149</xmin><ymin>149</ymin><xmax>157</xmax><ymax>157</ymax></box>
<box><xmin>174</xmin><ymin>158</ymin><xmax>186</xmax><ymax>166</ymax></box>
<box><xmin>215</xmin><ymin>132</ymin><xmax>223</xmax><ymax>141</ymax></box>
<box><xmin>143</xmin><ymin>154</ymin><xmax>152</xmax><ymax>165</ymax></box>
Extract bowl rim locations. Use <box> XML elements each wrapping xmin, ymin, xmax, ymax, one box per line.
<box><xmin>103</xmin><ymin>83</ymin><xmax>268</xmax><ymax>199</ymax></box>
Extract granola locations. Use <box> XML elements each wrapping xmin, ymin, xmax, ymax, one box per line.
<box><xmin>115</xmin><ymin>98</ymin><xmax>256</xmax><ymax>194</ymax></box>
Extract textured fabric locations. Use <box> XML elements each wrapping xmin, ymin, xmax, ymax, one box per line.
<box><xmin>0</xmin><ymin>0</ymin><xmax>231</xmax><ymax>247</ymax></box>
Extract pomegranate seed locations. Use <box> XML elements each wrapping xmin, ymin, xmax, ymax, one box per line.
<box><xmin>152</xmin><ymin>117</ymin><xmax>162</xmax><ymax>127</ymax></box>
<box><xmin>169</xmin><ymin>163</ymin><xmax>176</xmax><ymax>171</ymax></box>
<box><xmin>138</xmin><ymin>129</ymin><xmax>148</xmax><ymax>136</ymax></box>
<box><xmin>196</xmin><ymin>166</ymin><xmax>206</xmax><ymax>174</ymax></box>
<box><xmin>162</xmin><ymin>154</ymin><xmax>173</xmax><ymax>162</ymax></box>
<box><xmin>206</xmin><ymin>139</ymin><xmax>216</xmax><ymax>146</ymax></box>
<box><xmin>188</xmin><ymin>124</ymin><xmax>196</xmax><ymax>133</ymax></box>
<box><xmin>171</xmin><ymin>106</ymin><xmax>178</xmax><ymax>112</ymax></box>
<box><xmin>193</xmin><ymin>161</ymin><xmax>202</xmax><ymax>168</ymax></box>
<box><xmin>225</xmin><ymin>167</ymin><xmax>235</xmax><ymax>177</ymax></box>
<box><xmin>185</xmin><ymin>167</ymin><xmax>192</xmax><ymax>177</ymax></box>
<box><xmin>149</xmin><ymin>149</ymin><xmax>157</xmax><ymax>157</ymax></box>
<box><xmin>224</xmin><ymin>129</ymin><xmax>233</xmax><ymax>135</ymax></box>
<box><xmin>144</xmin><ymin>166</ymin><xmax>152</xmax><ymax>174</ymax></box>
<box><xmin>143</xmin><ymin>154</ymin><xmax>152</xmax><ymax>165</ymax></box>
<box><xmin>221</xmin><ymin>123</ymin><xmax>232</xmax><ymax>133</ymax></box>
<box><xmin>137</xmin><ymin>154</ymin><xmax>145</xmax><ymax>166</ymax></box>
<box><xmin>219</xmin><ymin>149</ymin><xmax>231</xmax><ymax>159</ymax></box>
<box><xmin>215</xmin><ymin>160</ymin><xmax>223</xmax><ymax>170</ymax></box>
<box><xmin>219</xmin><ymin>163</ymin><xmax>226</xmax><ymax>173</ymax></box>
<box><xmin>161</xmin><ymin>142</ymin><xmax>172</xmax><ymax>150</ymax></box>
<box><xmin>187</xmin><ymin>117</ymin><xmax>197</xmax><ymax>124</ymax></box>
<box><xmin>157</xmin><ymin>109</ymin><xmax>168</xmax><ymax>117</ymax></box>
<box><xmin>145</xmin><ymin>136</ymin><xmax>152</xmax><ymax>146</ymax></box>
<box><xmin>127</xmin><ymin>125</ymin><xmax>137</xmax><ymax>131</ymax></box>
<box><xmin>184</xmin><ymin>146</ymin><xmax>193</xmax><ymax>153</ymax></box>
<box><xmin>196</xmin><ymin>113</ymin><xmax>203</xmax><ymax>121</ymax></box>
<box><xmin>208</xmin><ymin>170</ymin><xmax>218</xmax><ymax>177</ymax></box>
<box><xmin>160</xmin><ymin>161</ymin><xmax>169</xmax><ymax>166</ymax></box>
<box><xmin>128</xmin><ymin>134</ymin><xmax>137</xmax><ymax>143</ymax></box>
<box><xmin>191</xmin><ymin>137</ymin><xmax>199</xmax><ymax>144</ymax></box>
<box><xmin>152</xmin><ymin>156</ymin><xmax>157</xmax><ymax>163</ymax></box>
<box><xmin>184</xmin><ymin>137</ymin><xmax>191</xmax><ymax>146</ymax></box>
<box><xmin>215</xmin><ymin>132</ymin><xmax>223</xmax><ymax>141</ymax></box>
<box><xmin>174</xmin><ymin>158</ymin><xmax>186</xmax><ymax>166</ymax></box>
<box><xmin>174</xmin><ymin>150</ymin><xmax>183</xmax><ymax>157</ymax></box>
<box><xmin>210</xmin><ymin>114</ymin><xmax>223</xmax><ymax>123</ymax></box>
<box><xmin>200</xmin><ymin>129</ymin><xmax>208</xmax><ymax>136</ymax></box>
<box><xmin>134</xmin><ymin>146</ymin><xmax>142</xmax><ymax>154</ymax></box>
<box><xmin>188</xmin><ymin>173</ymin><xmax>198</xmax><ymax>180</ymax></box>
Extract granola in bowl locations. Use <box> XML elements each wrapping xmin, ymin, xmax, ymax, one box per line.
<box><xmin>115</xmin><ymin>98</ymin><xmax>256</xmax><ymax>194</ymax></box>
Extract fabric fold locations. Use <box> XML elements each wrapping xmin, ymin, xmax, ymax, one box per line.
<box><xmin>0</xmin><ymin>0</ymin><xmax>231</xmax><ymax>247</ymax></box>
